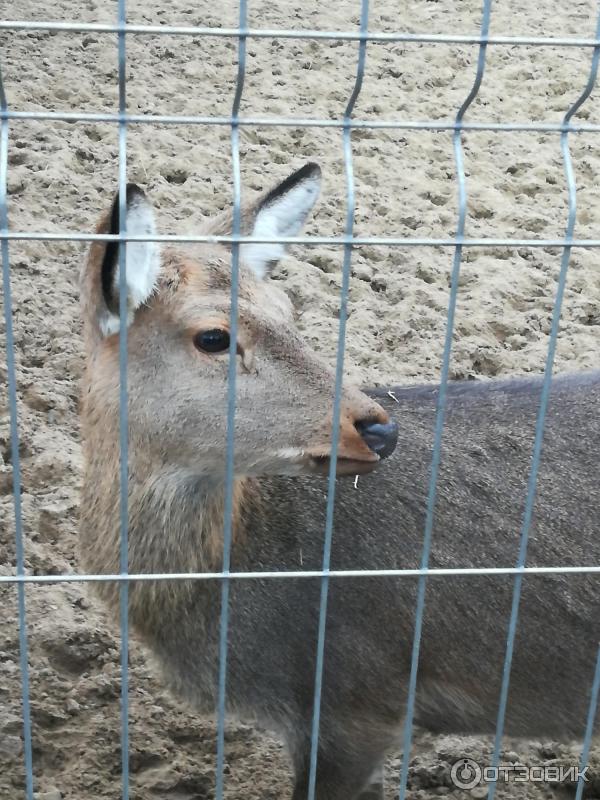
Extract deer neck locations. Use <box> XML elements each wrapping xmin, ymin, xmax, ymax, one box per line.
<box><xmin>80</xmin><ymin>460</ymin><xmax>257</xmax><ymax>628</ymax></box>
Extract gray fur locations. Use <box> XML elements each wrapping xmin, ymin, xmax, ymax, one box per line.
<box><xmin>80</xmin><ymin>168</ymin><xmax>600</xmax><ymax>799</ymax></box>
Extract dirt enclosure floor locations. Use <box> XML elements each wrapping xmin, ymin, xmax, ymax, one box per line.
<box><xmin>3</xmin><ymin>0</ymin><xmax>600</xmax><ymax>797</ymax></box>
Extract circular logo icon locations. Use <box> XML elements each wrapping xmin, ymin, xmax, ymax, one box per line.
<box><xmin>450</xmin><ymin>758</ymin><xmax>482</xmax><ymax>790</ymax></box>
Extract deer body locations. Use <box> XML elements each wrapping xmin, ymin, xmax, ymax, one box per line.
<box><xmin>80</xmin><ymin>165</ymin><xmax>600</xmax><ymax>799</ymax></box>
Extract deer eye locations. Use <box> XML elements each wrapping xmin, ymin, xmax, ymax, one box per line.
<box><xmin>193</xmin><ymin>329</ymin><xmax>231</xmax><ymax>354</ymax></box>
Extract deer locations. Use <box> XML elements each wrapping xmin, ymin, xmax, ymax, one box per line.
<box><xmin>79</xmin><ymin>162</ymin><xmax>600</xmax><ymax>800</ymax></box>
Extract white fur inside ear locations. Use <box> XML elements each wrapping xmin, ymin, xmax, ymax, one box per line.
<box><xmin>101</xmin><ymin>194</ymin><xmax>161</xmax><ymax>336</ymax></box>
<box><xmin>116</xmin><ymin>197</ymin><xmax>161</xmax><ymax>309</ymax></box>
<box><xmin>242</xmin><ymin>171</ymin><xmax>321</xmax><ymax>280</ymax></box>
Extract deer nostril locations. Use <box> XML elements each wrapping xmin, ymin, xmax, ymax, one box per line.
<box><xmin>355</xmin><ymin>419</ymin><xmax>399</xmax><ymax>460</ymax></box>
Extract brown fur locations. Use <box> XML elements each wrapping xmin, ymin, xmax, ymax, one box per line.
<box><xmin>80</xmin><ymin>178</ymin><xmax>386</xmax><ymax>635</ymax></box>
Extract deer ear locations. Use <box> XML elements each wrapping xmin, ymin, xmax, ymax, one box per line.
<box><xmin>241</xmin><ymin>162</ymin><xmax>321</xmax><ymax>280</ymax></box>
<box><xmin>99</xmin><ymin>184</ymin><xmax>161</xmax><ymax>336</ymax></box>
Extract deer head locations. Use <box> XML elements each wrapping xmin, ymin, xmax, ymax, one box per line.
<box><xmin>80</xmin><ymin>163</ymin><xmax>397</xmax><ymax>486</ymax></box>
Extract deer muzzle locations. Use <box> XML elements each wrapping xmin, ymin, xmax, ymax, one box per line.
<box><xmin>355</xmin><ymin>419</ymin><xmax>398</xmax><ymax>460</ymax></box>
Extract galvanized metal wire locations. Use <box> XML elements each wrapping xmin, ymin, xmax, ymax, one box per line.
<box><xmin>575</xmin><ymin>645</ymin><xmax>600</xmax><ymax>800</ymax></box>
<box><xmin>2</xmin><ymin>3</ymin><xmax>600</xmax><ymax>799</ymax></box>
<box><xmin>116</xmin><ymin>0</ymin><xmax>131</xmax><ymax>797</ymax></box>
<box><xmin>5</xmin><ymin>231</ymin><xmax>600</xmax><ymax>247</ymax></box>
<box><xmin>0</xmin><ymin>62</ymin><xmax>34</xmax><ymax>800</ymax></box>
<box><xmin>3</xmin><ymin>19</ymin><xmax>600</xmax><ymax>47</ymax></box>
<box><xmin>214</xmin><ymin>1</ymin><xmax>248</xmax><ymax>796</ymax></box>
<box><xmin>487</xmin><ymin>9</ymin><xmax>600</xmax><ymax>798</ymax></box>
<box><xmin>6</xmin><ymin>109</ymin><xmax>600</xmax><ymax>132</ymax></box>
<box><xmin>398</xmin><ymin>0</ymin><xmax>492</xmax><ymax>796</ymax></box>
<box><xmin>3</xmin><ymin>564</ymin><xmax>600</xmax><ymax>585</ymax></box>
<box><xmin>307</xmin><ymin>2</ymin><xmax>370</xmax><ymax>796</ymax></box>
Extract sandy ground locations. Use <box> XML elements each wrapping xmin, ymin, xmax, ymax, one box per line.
<box><xmin>2</xmin><ymin>0</ymin><xmax>600</xmax><ymax>797</ymax></box>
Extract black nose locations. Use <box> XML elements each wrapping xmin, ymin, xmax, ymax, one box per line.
<box><xmin>355</xmin><ymin>419</ymin><xmax>398</xmax><ymax>460</ymax></box>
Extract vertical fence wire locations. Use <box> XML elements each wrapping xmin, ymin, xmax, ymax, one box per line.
<box><xmin>575</xmin><ymin>644</ymin><xmax>600</xmax><ymax>800</ymax></box>
<box><xmin>0</xmin><ymin>65</ymin><xmax>35</xmax><ymax>800</ymax></box>
<box><xmin>215</xmin><ymin>0</ymin><xmax>248</xmax><ymax>797</ymax></box>
<box><xmin>397</xmin><ymin>1</ymin><xmax>492</xmax><ymax>797</ymax></box>
<box><xmin>116</xmin><ymin>0</ymin><xmax>131</xmax><ymax>797</ymax></box>
<box><xmin>306</xmin><ymin>1</ymin><xmax>370</xmax><ymax>797</ymax></box>
<box><xmin>487</xmin><ymin>11</ymin><xmax>600</xmax><ymax>797</ymax></box>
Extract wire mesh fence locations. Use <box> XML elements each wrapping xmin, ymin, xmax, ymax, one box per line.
<box><xmin>2</xmin><ymin>1</ymin><xmax>600</xmax><ymax>799</ymax></box>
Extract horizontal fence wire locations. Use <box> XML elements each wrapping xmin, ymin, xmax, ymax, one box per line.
<box><xmin>2</xmin><ymin>565</ymin><xmax>600</xmax><ymax>584</ymax></box>
<box><xmin>2</xmin><ymin>1</ymin><xmax>600</xmax><ymax>799</ymax></box>
<box><xmin>6</xmin><ymin>110</ymin><xmax>600</xmax><ymax>132</ymax></box>
<box><xmin>5</xmin><ymin>233</ymin><xmax>600</xmax><ymax>247</ymax></box>
<box><xmin>2</xmin><ymin>19</ymin><xmax>600</xmax><ymax>47</ymax></box>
